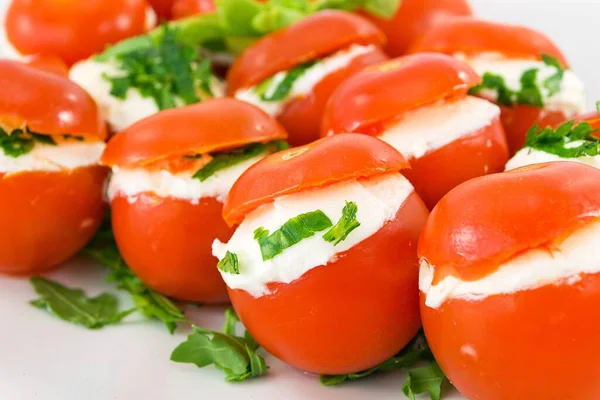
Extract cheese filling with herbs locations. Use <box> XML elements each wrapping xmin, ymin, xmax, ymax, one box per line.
<box><xmin>0</xmin><ymin>127</ymin><xmax>105</xmax><ymax>173</ymax></box>
<box><xmin>506</xmin><ymin>119</ymin><xmax>600</xmax><ymax>170</ymax></box>
<box><xmin>69</xmin><ymin>24</ymin><xmax>224</xmax><ymax>132</ymax></box>
<box><xmin>378</xmin><ymin>96</ymin><xmax>501</xmax><ymax>159</ymax></box>
<box><xmin>461</xmin><ymin>52</ymin><xmax>587</xmax><ymax>117</ymax></box>
<box><xmin>420</xmin><ymin>220</ymin><xmax>600</xmax><ymax>309</ymax></box>
<box><xmin>234</xmin><ymin>44</ymin><xmax>376</xmax><ymax>117</ymax></box>
<box><xmin>212</xmin><ymin>173</ymin><xmax>414</xmax><ymax>298</ymax></box>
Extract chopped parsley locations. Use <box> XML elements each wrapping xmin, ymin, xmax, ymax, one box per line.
<box><xmin>469</xmin><ymin>53</ymin><xmax>566</xmax><ymax>108</ymax></box>
<box><xmin>322</xmin><ymin>201</ymin><xmax>361</xmax><ymax>245</ymax></box>
<box><xmin>256</xmin><ymin>61</ymin><xmax>316</xmax><ymax>102</ymax></box>
<box><xmin>103</xmin><ymin>24</ymin><xmax>216</xmax><ymax>111</ymax></box>
<box><xmin>217</xmin><ymin>251</ymin><xmax>240</xmax><ymax>275</ymax></box>
<box><xmin>170</xmin><ymin>308</ymin><xmax>268</xmax><ymax>382</ymax></box>
<box><xmin>525</xmin><ymin>120</ymin><xmax>600</xmax><ymax>158</ymax></box>
<box><xmin>254</xmin><ymin>211</ymin><xmax>333</xmax><ymax>261</ymax></box>
<box><xmin>192</xmin><ymin>140</ymin><xmax>288</xmax><ymax>182</ymax></box>
<box><xmin>0</xmin><ymin>127</ymin><xmax>56</xmax><ymax>158</ymax></box>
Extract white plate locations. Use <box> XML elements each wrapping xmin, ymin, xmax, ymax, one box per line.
<box><xmin>0</xmin><ymin>1</ymin><xmax>598</xmax><ymax>399</ymax></box>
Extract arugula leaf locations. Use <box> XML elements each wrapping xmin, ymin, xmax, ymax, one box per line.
<box><xmin>103</xmin><ymin>24</ymin><xmax>216</xmax><ymax>111</ymax></box>
<box><xmin>29</xmin><ymin>277</ymin><xmax>135</xmax><ymax>329</ymax></box>
<box><xmin>254</xmin><ymin>211</ymin><xmax>333</xmax><ymax>261</ymax></box>
<box><xmin>217</xmin><ymin>251</ymin><xmax>240</xmax><ymax>274</ymax></box>
<box><xmin>171</xmin><ymin>307</ymin><xmax>268</xmax><ymax>382</ymax></box>
<box><xmin>402</xmin><ymin>362</ymin><xmax>446</xmax><ymax>400</ymax></box>
<box><xmin>517</xmin><ymin>69</ymin><xmax>543</xmax><ymax>107</ymax></box>
<box><xmin>320</xmin><ymin>331</ymin><xmax>432</xmax><ymax>386</ymax></box>
<box><xmin>322</xmin><ymin>201</ymin><xmax>360</xmax><ymax>245</ymax></box>
<box><xmin>258</xmin><ymin>61</ymin><xmax>316</xmax><ymax>102</ymax></box>
<box><xmin>193</xmin><ymin>142</ymin><xmax>272</xmax><ymax>182</ymax></box>
<box><xmin>0</xmin><ymin>127</ymin><xmax>56</xmax><ymax>158</ymax></box>
<box><xmin>524</xmin><ymin>120</ymin><xmax>600</xmax><ymax>158</ymax></box>
<box><xmin>541</xmin><ymin>54</ymin><xmax>565</xmax><ymax>97</ymax></box>
<box><xmin>469</xmin><ymin>72</ymin><xmax>514</xmax><ymax>106</ymax></box>
<box><xmin>82</xmin><ymin>212</ymin><xmax>188</xmax><ymax>333</ymax></box>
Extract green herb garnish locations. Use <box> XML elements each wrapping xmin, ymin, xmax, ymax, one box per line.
<box><xmin>81</xmin><ymin>212</ymin><xmax>188</xmax><ymax>334</ymax></box>
<box><xmin>322</xmin><ymin>201</ymin><xmax>360</xmax><ymax>245</ymax></box>
<box><xmin>258</xmin><ymin>61</ymin><xmax>316</xmax><ymax>102</ymax></box>
<box><xmin>254</xmin><ymin>211</ymin><xmax>333</xmax><ymax>261</ymax></box>
<box><xmin>103</xmin><ymin>24</ymin><xmax>215</xmax><ymax>111</ymax></box>
<box><xmin>524</xmin><ymin>120</ymin><xmax>600</xmax><ymax>158</ymax></box>
<box><xmin>402</xmin><ymin>362</ymin><xmax>446</xmax><ymax>400</ymax></box>
<box><xmin>171</xmin><ymin>307</ymin><xmax>268</xmax><ymax>382</ymax></box>
<box><xmin>0</xmin><ymin>127</ymin><xmax>56</xmax><ymax>158</ymax></box>
<box><xmin>30</xmin><ymin>277</ymin><xmax>135</xmax><ymax>330</ymax></box>
<box><xmin>193</xmin><ymin>142</ymin><xmax>271</xmax><ymax>182</ymax></box>
<box><xmin>320</xmin><ymin>331</ymin><xmax>433</xmax><ymax>386</ymax></box>
<box><xmin>469</xmin><ymin>53</ymin><xmax>566</xmax><ymax>108</ymax></box>
<box><xmin>217</xmin><ymin>251</ymin><xmax>240</xmax><ymax>274</ymax></box>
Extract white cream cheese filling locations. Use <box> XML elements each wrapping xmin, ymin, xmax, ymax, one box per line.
<box><xmin>213</xmin><ymin>173</ymin><xmax>414</xmax><ymax>298</ymax></box>
<box><xmin>234</xmin><ymin>44</ymin><xmax>376</xmax><ymax>117</ymax></box>
<box><xmin>506</xmin><ymin>146</ymin><xmax>600</xmax><ymax>171</ymax></box>
<box><xmin>420</xmin><ymin>219</ymin><xmax>600</xmax><ymax>309</ymax></box>
<box><xmin>378</xmin><ymin>96</ymin><xmax>501</xmax><ymax>159</ymax></box>
<box><xmin>0</xmin><ymin>140</ymin><xmax>105</xmax><ymax>173</ymax></box>
<box><xmin>456</xmin><ymin>52</ymin><xmax>587</xmax><ymax>117</ymax></box>
<box><xmin>107</xmin><ymin>152</ymin><xmax>266</xmax><ymax>204</ymax></box>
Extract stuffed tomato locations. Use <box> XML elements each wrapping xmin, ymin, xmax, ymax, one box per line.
<box><xmin>70</xmin><ymin>25</ymin><xmax>224</xmax><ymax>133</ymax></box>
<box><xmin>171</xmin><ymin>0</ymin><xmax>216</xmax><ymax>19</ymax></box>
<box><xmin>2</xmin><ymin>0</ymin><xmax>156</xmax><ymax>65</ymax></box>
<box><xmin>227</xmin><ymin>10</ymin><xmax>389</xmax><ymax>146</ymax></box>
<box><xmin>419</xmin><ymin>162</ymin><xmax>600</xmax><ymax>400</ymax></box>
<box><xmin>322</xmin><ymin>53</ymin><xmax>509</xmax><ymax>209</ymax></box>
<box><xmin>102</xmin><ymin>99</ymin><xmax>287</xmax><ymax>303</ymax></box>
<box><xmin>409</xmin><ymin>18</ymin><xmax>587</xmax><ymax>155</ymax></box>
<box><xmin>0</xmin><ymin>61</ymin><xmax>108</xmax><ymax>274</ymax></box>
<box><xmin>364</xmin><ymin>0</ymin><xmax>472</xmax><ymax>57</ymax></box>
<box><xmin>213</xmin><ymin>134</ymin><xmax>428</xmax><ymax>374</ymax></box>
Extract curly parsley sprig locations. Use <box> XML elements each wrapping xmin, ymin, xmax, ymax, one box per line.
<box><xmin>524</xmin><ymin>120</ymin><xmax>600</xmax><ymax>158</ymax></box>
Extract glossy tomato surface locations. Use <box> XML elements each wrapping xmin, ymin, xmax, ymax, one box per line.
<box><xmin>278</xmin><ymin>47</ymin><xmax>388</xmax><ymax>146</ymax></box>
<box><xmin>0</xmin><ymin>167</ymin><xmax>107</xmax><ymax>274</ymax></box>
<box><xmin>5</xmin><ymin>0</ymin><xmax>153</xmax><ymax>65</ymax></box>
<box><xmin>402</xmin><ymin>114</ymin><xmax>508</xmax><ymax>209</ymax></box>
<box><xmin>111</xmin><ymin>193</ymin><xmax>232</xmax><ymax>303</ymax></box>
<box><xmin>365</xmin><ymin>0</ymin><xmax>472</xmax><ymax>57</ymax></box>
<box><xmin>500</xmin><ymin>104</ymin><xmax>568</xmax><ymax>155</ymax></box>
<box><xmin>229</xmin><ymin>191</ymin><xmax>428</xmax><ymax>374</ymax></box>
<box><xmin>148</xmin><ymin>0</ymin><xmax>175</xmax><ymax>19</ymax></box>
<box><xmin>421</xmin><ymin>272</ymin><xmax>600</xmax><ymax>400</ymax></box>
<box><xmin>171</xmin><ymin>0</ymin><xmax>215</xmax><ymax>19</ymax></box>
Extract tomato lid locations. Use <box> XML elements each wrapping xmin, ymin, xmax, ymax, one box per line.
<box><xmin>223</xmin><ymin>133</ymin><xmax>409</xmax><ymax>226</ymax></box>
<box><xmin>24</xmin><ymin>55</ymin><xmax>70</xmax><ymax>77</ymax></box>
<box><xmin>227</xmin><ymin>10</ymin><xmax>386</xmax><ymax>94</ymax></box>
<box><xmin>408</xmin><ymin>18</ymin><xmax>568</xmax><ymax>67</ymax></box>
<box><xmin>102</xmin><ymin>98</ymin><xmax>288</xmax><ymax>168</ymax></box>
<box><xmin>418</xmin><ymin>162</ymin><xmax>600</xmax><ymax>283</ymax></box>
<box><xmin>5</xmin><ymin>0</ymin><xmax>152</xmax><ymax>65</ymax></box>
<box><xmin>0</xmin><ymin>60</ymin><xmax>107</xmax><ymax>140</ymax></box>
<box><xmin>322</xmin><ymin>53</ymin><xmax>481</xmax><ymax>136</ymax></box>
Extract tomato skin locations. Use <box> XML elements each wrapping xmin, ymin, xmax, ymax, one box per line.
<box><xmin>500</xmin><ymin>105</ymin><xmax>569</xmax><ymax>155</ymax></box>
<box><xmin>277</xmin><ymin>47</ymin><xmax>388</xmax><ymax>146</ymax></box>
<box><xmin>365</xmin><ymin>0</ymin><xmax>472</xmax><ymax>57</ymax></box>
<box><xmin>111</xmin><ymin>193</ymin><xmax>231</xmax><ymax>303</ymax></box>
<box><xmin>229</xmin><ymin>191</ymin><xmax>428</xmax><ymax>374</ymax></box>
<box><xmin>148</xmin><ymin>0</ymin><xmax>175</xmax><ymax>19</ymax></box>
<box><xmin>402</xmin><ymin>115</ymin><xmax>508</xmax><ymax>209</ymax></box>
<box><xmin>171</xmin><ymin>0</ymin><xmax>216</xmax><ymax>19</ymax></box>
<box><xmin>24</xmin><ymin>55</ymin><xmax>69</xmax><ymax>77</ymax></box>
<box><xmin>421</xmin><ymin>274</ymin><xmax>600</xmax><ymax>400</ymax></box>
<box><xmin>5</xmin><ymin>0</ymin><xmax>153</xmax><ymax>65</ymax></box>
<box><xmin>0</xmin><ymin>167</ymin><xmax>107</xmax><ymax>274</ymax></box>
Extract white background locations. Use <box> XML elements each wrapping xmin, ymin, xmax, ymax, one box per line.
<box><xmin>0</xmin><ymin>1</ymin><xmax>597</xmax><ymax>400</ymax></box>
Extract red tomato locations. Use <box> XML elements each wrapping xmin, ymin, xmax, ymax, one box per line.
<box><xmin>227</xmin><ymin>11</ymin><xmax>387</xmax><ymax>146</ymax></box>
<box><xmin>103</xmin><ymin>99</ymin><xmax>287</xmax><ymax>303</ymax></box>
<box><xmin>24</xmin><ymin>55</ymin><xmax>69</xmax><ymax>77</ymax></box>
<box><xmin>419</xmin><ymin>162</ymin><xmax>600</xmax><ymax>399</ymax></box>
<box><xmin>365</xmin><ymin>0</ymin><xmax>472</xmax><ymax>57</ymax></box>
<box><xmin>225</xmin><ymin>134</ymin><xmax>428</xmax><ymax>374</ymax></box>
<box><xmin>148</xmin><ymin>0</ymin><xmax>175</xmax><ymax>19</ymax></box>
<box><xmin>322</xmin><ymin>53</ymin><xmax>508</xmax><ymax>208</ymax></box>
<box><xmin>5</xmin><ymin>0</ymin><xmax>154</xmax><ymax>65</ymax></box>
<box><xmin>408</xmin><ymin>18</ymin><xmax>571</xmax><ymax>155</ymax></box>
<box><xmin>171</xmin><ymin>0</ymin><xmax>216</xmax><ymax>19</ymax></box>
